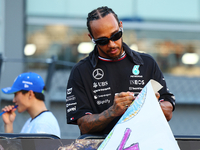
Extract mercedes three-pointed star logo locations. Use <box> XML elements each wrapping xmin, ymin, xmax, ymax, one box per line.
<box><xmin>92</xmin><ymin>68</ymin><xmax>104</xmax><ymax>80</ymax></box>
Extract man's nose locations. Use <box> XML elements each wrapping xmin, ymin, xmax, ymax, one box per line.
<box><xmin>107</xmin><ymin>40</ymin><xmax>116</xmax><ymax>47</ymax></box>
<box><xmin>13</xmin><ymin>97</ymin><xmax>16</xmax><ymax>102</ymax></box>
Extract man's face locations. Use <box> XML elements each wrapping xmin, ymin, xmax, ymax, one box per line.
<box><xmin>13</xmin><ymin>91</ymin><xmax>29</xmax><ymax>113</ymax></box>
<box><xmin>90</xmin><ymin>13</ymin><xmax>123</xmax><ymax>59</ymax></box>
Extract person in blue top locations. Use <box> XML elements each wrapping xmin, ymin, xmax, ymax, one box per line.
<box><xmin>66</xmin><ymin>6</ymin><xmax>175</xmax><ymax>137</ymax></box>
<box><xmin>1</xmin><ymin>72</ymin><xmax>60</xmax><ymax>138</ymax></box>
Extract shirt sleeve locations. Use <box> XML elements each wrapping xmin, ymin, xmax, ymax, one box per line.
<box><xmin>66</xmin><ymin>68</ymin><xmax>93</xmax><ymax>124</ymax></box>
<box><xmin>152</xmin><ymin>59</ymin><xmax>176</xmax><ymax>111</ymax></box>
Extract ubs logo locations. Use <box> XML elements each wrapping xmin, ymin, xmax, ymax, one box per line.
<box><xmin>93</xmin><ymin>82</ymin><xmax>98</xmax><ymax>88</ymax></box>
<box><xmin>93</xmin><ymin>81</ymin><xmax>108</xmax><ymax>88</ymax></box>
<box><xmin>93</xmin><ymin>68</ymin><xmax>104</xmax><ymax>80</ymax></box>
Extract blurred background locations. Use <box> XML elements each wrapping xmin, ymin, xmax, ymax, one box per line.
<box><xmin>0</xmin><ymin>0</ymin><xmax>200</xmax><ymax>139</ymax></box>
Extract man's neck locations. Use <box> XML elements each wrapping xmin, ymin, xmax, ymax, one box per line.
<box><xmin>27</xmin><ymin>99</ymin><xmax>47</xmax><ymax>119</ymax></box>
<box><xmin>98</xmin><ymin>51</ymin><xmax>126</xmax><ymax>61</ymax></box>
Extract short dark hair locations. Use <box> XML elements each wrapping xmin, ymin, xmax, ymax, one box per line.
<box><xmin>21</xmin><ymin>90</ymin><xmax>45</xmax><ymax>101</ymax></box>
<box><xmin>87</xmin><ymin>6</ymin><xmax>120</xmax><ymax>37</ymax></box>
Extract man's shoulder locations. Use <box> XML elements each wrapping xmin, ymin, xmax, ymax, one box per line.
<box><xmin>73</xmin><ymin>57</ymin><xmax>91</xmax><ymax>70</ymax></box>
<box><xmin>136</xmin><ymin>51</ymin><xmax>156</xmax><ymax>63</ymax></box>
<box><xmin>40</xmin><ymin>111</ymin><xmax>55</xmax><ymax>118</ymax></box>
<box><xmin>69</xmin><ymin>56</ymin><xmax>92</xmax><ymax>77</ymax></box>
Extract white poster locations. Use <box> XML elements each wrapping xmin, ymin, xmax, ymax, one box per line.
<box><xmin>98</xmin><ymin>80</ymin><xmax>180</xmax><ymax>150</ymax></box>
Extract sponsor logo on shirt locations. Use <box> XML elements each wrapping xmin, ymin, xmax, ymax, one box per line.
<box><xmin>97</xmin><ymin>99</ymin><xmax>110</xmax><ymax>105</ymax></box>
<box><xmin>67</xmin><ymin>106</ymin><xmax>76</xmax><ymax>113</ymax></box>
<box><xmin>132</xmin><ymin>65</ymin><xmax>140</xmax><ymax>75</ymax></box>
<box><xmin>130</xmin><ymin>75</ymin><xmax>143</xmax><ymax>78</ymax></box>
<box><xmin>94</xmin><ymin>93</ymin><xmax>111</xmax><ymax>99</ymax></box>
<box><xmin>130</xmin><ymin>80</ymin><xmax>145</xmax><ymax>85</ymax></box>
<box><xmin>93</xmin><ymin>82</ymin><xmax>98</xmax><ymax>88</ymax></box>
<box><xmin>93</xmin><ymin>81</ymin><xmax>108</xmax><ymax>88</ymax></box>
<box><xmin>66</xmin><ymin>102</ymin><xmax>77</xmax><ymax>108</ymax></box>
<box><xmin>93</xmin><ymin>68</ymin><xmax>104</xmax><ymax>80</ymax></box>
<box><xmin>93</xmin><ymin>87</ymin><xmax>111</xmax><ymax>93</ymax></box>
<box><xmin>67</xmin><ymin>88</ymin><xmax>73</xmax><ymax>95</ymax></box>
<box><xmin>66</xmin><ymin>95</ymin><xmax>76</xmax><ymax>102</ymax></box>
<box><xmin>129</xmin><ymin>87</ymin><xmax>143</xmax><ymax>91</ymax></box>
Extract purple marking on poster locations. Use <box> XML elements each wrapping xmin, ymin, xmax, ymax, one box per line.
<box><xmin>117</xmin><ymin>128</ymin><xmax>139</xmax><ymax>150</ymax></box>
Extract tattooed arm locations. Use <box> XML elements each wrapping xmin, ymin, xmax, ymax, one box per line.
<box><xmin>77</xmin><ymin>107</ymin><xmax>115</xmax><ymax>134</ymax></box>
<box><xmin>77</xmin><ymin>92</ymin><xmax>135</xmax><ymax>134</ymax></box>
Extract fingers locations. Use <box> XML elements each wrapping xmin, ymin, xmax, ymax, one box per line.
<box><xmin>155</xmin><ymin>92</ymin><xmax>160</xmax><ymax>100</ymax></box>
<box><xmin>112</xmin><ymin>92</ymin><xmax>136</xmax><ymax>117</ymax></box>
<box><xmin>2</xmin><ymin>105</ymin><xmax>15</xmax><ymax>113</ymax></box>
<box><xmin>122</xmin><ymin>100</ymin><xmax>132</xmax><ymax>109</ymax></box>
<box><xmin>115</xmin><ymin>92</ymin><xmax>134</xmax><ymax>98</ymax></box>
<box><xmin>114</xmin><ymin>92</ymin><xmax>135</xmax><ymax>108</ymax></box>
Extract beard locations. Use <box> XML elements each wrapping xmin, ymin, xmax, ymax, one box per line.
<box><xmin>97</xmin><ymin>40</ymin><xmax>123</xmax><ymax>60</ymax></box>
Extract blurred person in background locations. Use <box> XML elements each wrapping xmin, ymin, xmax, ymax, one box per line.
<box><xmin>1</xmin><ymin>72</ymin><xmax>60</xmax><ymax>138</ymax></box>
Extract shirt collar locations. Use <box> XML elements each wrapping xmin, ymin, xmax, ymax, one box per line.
<box><xmin>89</xmin><ymin>42</ymin><xmax>144</xmax><ymax>68</ymax></box>
<box><xmin>98</xmin><ymin>51</ymin><xmax>126</xmax><ymax>62</ymax></box>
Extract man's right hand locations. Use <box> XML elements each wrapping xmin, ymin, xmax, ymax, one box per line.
<box><xmin>109</xmin><ymin>92</ymin><xmax>135</xmax><ymax>117</ymax></box>
<box><xmin>2</xmin><ymin>105</ymin><xmax>17</xmax><ymax>125</ymax></box>
<box><xmin>77</xmin><ymin>92</ymin><xmax>135</xmax><ymax>134</ymax></box>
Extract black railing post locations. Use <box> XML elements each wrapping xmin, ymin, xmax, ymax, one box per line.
<box><xmin>45</xmin><ymin>55</ymin><xmax>57</xmax><ymax>109</ymax></box>
<box><xmin>0</xmin><ymin>53</ymin><xmax>3</xmax><ymax>103</ymax></box>
<box><xmin>0</xmin><ymin>53</ymin><xmax>3</xmax><ymax>78</ymax></box>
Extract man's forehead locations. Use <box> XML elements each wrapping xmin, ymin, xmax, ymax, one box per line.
<box><xmin>91</xmin><ymin>14</ymin><xmax>118</xmax><ymax>26</ymax></box>
<box><xmin>90</xmin><ymin>14</ymin><xmax>119</xmax><ymax>36</ymax></box>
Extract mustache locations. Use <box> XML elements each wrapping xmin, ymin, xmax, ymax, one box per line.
<box><xmin>107</xmin><ymin>47</ymin><xmax>119</xmax><ymax>52</ymax></box>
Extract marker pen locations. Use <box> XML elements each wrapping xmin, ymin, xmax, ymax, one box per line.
<box><xmin>0</xmin><ymin>105</ymin><xmax>18</xmax><ymax>116</ymax></box>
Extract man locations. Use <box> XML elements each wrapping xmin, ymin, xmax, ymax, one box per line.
<box><xmin>66</xmin><ymin>6</ymin><xmax>175</xmax><ymax>137</ymax></box>
<box><xmin>1</xmin><ymin>72</ymin><xmax>60</xmax><ymax>138</ymax></box>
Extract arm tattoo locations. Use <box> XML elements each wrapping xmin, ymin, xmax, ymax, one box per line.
<box><xmin>78</xmin><ymin>108</ymin><xmax>115</xmax><ymax>134</ymax></box>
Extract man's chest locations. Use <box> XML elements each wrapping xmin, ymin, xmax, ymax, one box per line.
<box><xmin>88</xmin><ymin>58</ymin><xmax>152</xmax><ymax>99</ymax></box>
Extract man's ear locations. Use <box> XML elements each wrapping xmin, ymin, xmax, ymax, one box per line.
<box><xmin>28</xmin><ymin>90</ymin><xmax>35</xmax><ymax>99</ymax></box>
<box><xmin>88</xmin><ymin>34</ymin><xmax>92</xmax><ymax>40</ymax></box>
<box><xmin>119</xmin><ymin>21</ymin><xmax>123</xmax><ymax>28</ymax></box>
<box><xmin>88</xmin><ymin>34</ymin><xmax>95</xmax><ymax>44</ymax></box>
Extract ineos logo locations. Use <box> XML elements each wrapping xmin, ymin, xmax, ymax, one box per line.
<box><xmin>93</xmin><ymin>68</ymin><xmax>104</xmax><ymax>80</ymax></box>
